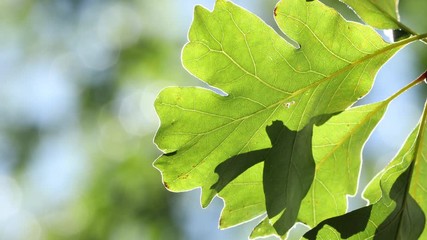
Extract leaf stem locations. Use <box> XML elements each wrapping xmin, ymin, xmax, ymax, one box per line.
<box><xmin>386</xmin><ymin>70</ymin><xmax>427</xmax><ymax>103</ymax></box>
<box><xmin>395</xmin><ymin>33</ymin><xmax>427</xmax><ymax>47</ymax></box>
<box><xmin>396</xmin><ymin>22</ymin><xmax>427</xmax><ymax>44</ymax></box>
<box><xmin>287</xmin><ymin>34</ymin><xmax>427</xmax><ymax>109</ymax></box>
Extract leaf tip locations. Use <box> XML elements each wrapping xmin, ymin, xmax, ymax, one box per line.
<box><xmin>219</xmin><ymin>218</ymin><xmax>224</xmax><ymax>228</ymax></box>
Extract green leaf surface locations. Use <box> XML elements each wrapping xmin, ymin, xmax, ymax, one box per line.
<box><xmin>250</xmin><ymin>217</ymin><xmax>281</xmax><ymax>239</ymax></box>
<box><xmin>365</xmin><ymin>103</ymin><xmax>427</xmax><ymax>239</ymax></box>
<box><xmin>246</xmin><ymin>78</ymin><xmax>422</xmax><ymax>238</ymax></box>
<box><xmin>215</xmin><ymin>101</ymin><xmax>388</xmax><ymax>238</ymax></box>
<box><xmin>212</xmin><ymin>119</ymin><xmax>316</xmax><ymax>236</ymax></box>
<box><xmin>154</xmin><ymin>0</ymin><xmax>403</xmax><ymax>201</ymax></box>
<box><xmin>263</xmin><ymin>121</ymin><xmax>315</xmax><ymax>235</ymax></box>
<box><xmin>304</xmin><ymin>166</ymin><xmax>425</xmax><ymax>239</ymax></box>
<box><xmin>299</xmin><ymin>101</ymin><xmax>388</xmax><ymax>227</ymax></box>
<box><xmin>338</xmin><ymin>0</ymin><xmax>400</xmax><ymax>29</ymax></box>
<box><xmin>153</xmin><ymin>0</ymin><xmax>416</xmax><ymax>237</ymax></box>
<box><xmin>304</xmin><ymin>101</ymin><xmax>427</xmax><ymax>239</ymax></box>
<box><xmin>410</xmin><ymin>118</ymin><xmax>427</xmax><ymax>239</ymax></box>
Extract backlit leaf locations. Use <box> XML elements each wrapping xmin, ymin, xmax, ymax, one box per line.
<box><xmin>153</xmin><ymin>0</ymin><xmax>420</xmax><ymax>237</ymax></box>
<box><xmin>299</xmin><ymin>101</ymin><xmax>388</xmax><ymax>227</ymax></box>
<box><xmin>202</xmin><ymin>101</ymin><xmax>390</xmax><ymax>238</ymax></box>
<box><xmin>304</xmin><ymin>101</ymin><xmax>427</xmax><ymax>239</ymax></box>
<box><xmin>337</xmin><ymin>0</ymin><xmax>400</xmax><ymax>29</ymax></box>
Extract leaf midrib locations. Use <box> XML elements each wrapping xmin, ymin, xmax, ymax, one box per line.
<box><xmin>183</xmin><ymin>33</ymin><xmax>427</xmax><ymax>138</ymax></box>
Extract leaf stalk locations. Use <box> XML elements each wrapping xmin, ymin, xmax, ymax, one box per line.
<box><xmin>386</xmin><ymin>70</ymin><xmax>427</xmax><ymax>103</ymax></box>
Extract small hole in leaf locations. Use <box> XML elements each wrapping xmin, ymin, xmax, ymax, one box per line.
<box><xmin>284</xmin><ymin>101</ymin><xmax>296</xmax><ymax>108</ymax></box>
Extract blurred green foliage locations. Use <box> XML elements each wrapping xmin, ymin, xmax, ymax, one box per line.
<box><xmin>0</xmin><ymin>0</ymin><xmax>187</xmax><ymax>239</ymax></box>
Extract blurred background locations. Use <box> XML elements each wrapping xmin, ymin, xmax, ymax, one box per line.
<box><xmin>0</xmin><ymin>0</ymin><xmax>426</xmax><ymax>239</ymax></box>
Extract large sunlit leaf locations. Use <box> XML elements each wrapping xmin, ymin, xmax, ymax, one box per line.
<box><xmin>153</xmin><ymin>0</ymin><xmax>418</xmax><ymax>237</ymax></box>
<box><xmin>237</xmin><ymin>101</ymin><xmax>389</xmax><ymax>238</ymax></box>
<box><xmin>304</xmin><ymin>101</ymin><xmax>427</xmax><ymax>239</ymax></box>
<box><xmin>304</xmin><ymin>165</ymin><xmax>425</xmax><ymax>239</ymax></box>
<box><xmin>338</xmin><ymin>0</ymin><xmax>400</xmax><ymax>29</ymax></box>
<box><xmin>213</xmin><ymin>119</ymin><xmax>317</xmax><ymax>236</ymax></box>
<box><xmin>410</xmin><ymin>115</ymin><xmax>427</xmax><ymax>239</ymax></box>
<box><xmin>298</xmin><ymin>101</ymin><xmax>388</xmax><ymax>226</ymax></box>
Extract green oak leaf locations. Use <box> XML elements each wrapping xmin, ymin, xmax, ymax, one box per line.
<box><xmin>298</xmin><ymin>101</ymin><xmax>388</xmax><ymax>226</ymax></box>
<box><xmin>303</xmin><ymin>166</ymin><xmax>425</xmax><ymax>239</ymax></box>
<box><xmin>197</xmin><ymin>100</ymin><xmax>391</xmax><ymax>240</ymax></box>
<box><xmin>153</xmin><ymin>0</ymin><xmax>419</xmax><ymax>237</ymax></box>
<box><xmin>263</xmin><ymin>120</ymin><xmax>315</xmax><ymax>235</ymax></box>
<box><xmin>303</xmin><ymin>102</ymin><xmax>427</xmax><ymax>239</ymax></box>
<box><xmin>410</xmin><ymin>119</ymin><xmax>427</xmax><ymax>239</ymax></box>
<box><xmin>250</xmin><ymin>217</ymin><xmax>280</xmax><ymax>239</ymax></box>
<box><xmin>240</xmin><ymin>101</ymin><xmax>389</xmax><ymax>238</ymax></box>
<box><xmin>364</xmin><ymin>107</ymin><xmax>427</xmax><ymax>239</ymax></box>
<box><xmin>337</xmin><ymin>0</ymin><xmax>400</xmax><ymax>29</ymax></box>
<box><xmin>212</xmin><ymin>119</ymin><xmax>317</xmax><ymax>236</ymax></box>
<box><xmin>249</xmin><ymin>217</ymin><xmax>310</xmax><ymax>240</ymax></box>
<box><xmin>155</xmin><ymin>0</ymin><xmax>406</xmax><ymax>203</ymax></box>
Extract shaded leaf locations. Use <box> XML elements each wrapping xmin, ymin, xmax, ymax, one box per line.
<box><xmin>263</xmin><ymin>121</ymin><xmax>315</xmax><ymax>235</ymax></box>
<box><xmin>304</xmin><ymin>101</ymin><xmax>427</xmax><ymax>239</ymax></box>
<box><xmin>298</xmin><ymin>101</ymin><xmax>388</xmax><ymax>227</ymax></box>
<box><xmin>214</xmin><ymin>119</ymin><xmax>317</xmax><ymax>236</ymax></box>
<box><xmin>215</xmin><ymin>101</ymin><xmax>389</xmax><ymax>238</ymax></box>
<box><xmin>337</xmin><ymin>0</ymin><xmax>400</xmax><ymax>29</ymax></box>
<box><xmin>410</xmin><ymin>122</ymin><xmax>427</xmax><ymax>239</ymax></box>
<box><xmin>303</xmin><ymin>205</ymin><xmax>373</xmax><ymax>239</ymax></box>
<box><xmin>364</xmin><ymin>104</ymin><xmax>427</xmax><ymax>239</ymax></box>
<box><xmin>304</xmin><ymin>166</ymin><xmax>425</xmax><ymax>239</ymax></box>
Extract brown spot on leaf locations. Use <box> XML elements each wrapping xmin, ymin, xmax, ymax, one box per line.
<box><xmin>179</xmin><ymin>174</ymin><xmax>189</xmax><ymax>180</ymax></box>
<box><xmin>274</xmin><ymin>6</ymin><xmax>278</xmax><ymax>17</ymax></box>
<box><xmin>164</xmin><ymin>181</ymin><xmax>170</xmax><ymax>188</ymax></box>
